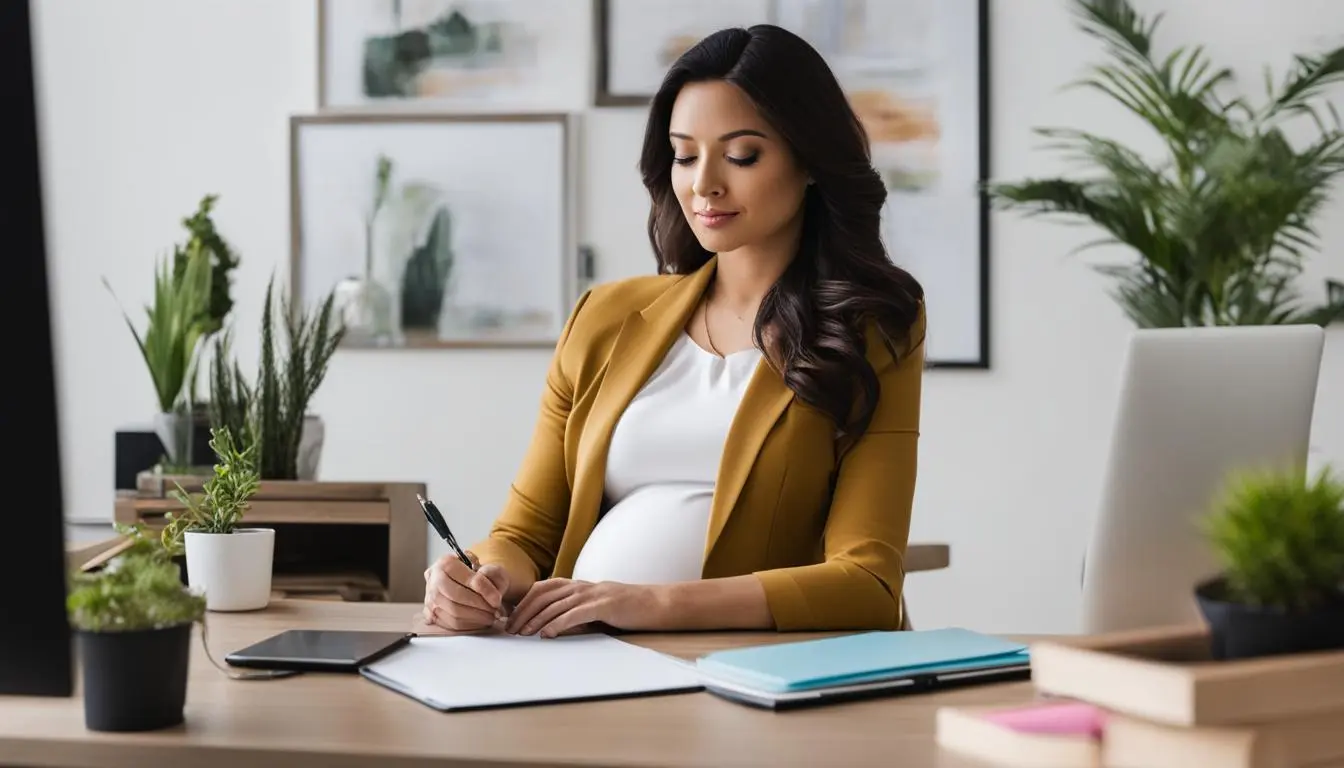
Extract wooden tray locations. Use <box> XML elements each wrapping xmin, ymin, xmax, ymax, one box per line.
<box><xmin>1029</xmin><ymin>625</ymin><xmax>1344</xmax><ymax>727</ymax></box>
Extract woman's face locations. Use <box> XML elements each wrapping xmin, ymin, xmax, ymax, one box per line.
<box><xmin>668</xmin><ymin>80</ymin><xmax>810</xmax><ymax>256</ymax></box>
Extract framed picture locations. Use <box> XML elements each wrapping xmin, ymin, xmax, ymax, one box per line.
<box><xmin>595</xmin><ymin>0</ymin><xmax>991</xmax><ymax>367</ymax></box>
<box><xmin>289</xmin><ymin>113</ymin><xmax>575</xmax><ymax>349</ymax></box>
<box><xmin>318</xmin><ymin>0</ymin><xmax>589</xmax><ymax>111</ymax></box>
<box><xmin>595</xmin><ymin>0</ymin><xmax>773</xmax><ymax>106</ymax></box>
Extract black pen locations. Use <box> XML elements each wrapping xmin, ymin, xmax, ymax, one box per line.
<box><xmin>417</xmin><ymin>493</ymin><xmax>475</xmax><ymax>572</ymax></box>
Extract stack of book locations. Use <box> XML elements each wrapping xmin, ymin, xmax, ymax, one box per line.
<box><xmin>935</xmin><ymin>625</ymin><xmax>1344</xmax><ymax>768</ymax></box>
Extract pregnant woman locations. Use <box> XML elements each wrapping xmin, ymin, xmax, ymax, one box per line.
<box><xmin>423</xmin><ymin>23</ymin><xmax>926</xmax><ymax>637</ymax></box>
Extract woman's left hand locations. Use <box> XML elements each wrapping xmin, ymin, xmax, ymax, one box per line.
<box><xmin>504</xmin><ymin>579</ymin><xmax>660</xmax><ymax>638</ymax></box>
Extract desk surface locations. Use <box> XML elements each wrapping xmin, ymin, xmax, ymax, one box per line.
<box><xmin>0</xmin><ymin>600</ymin><xmax>1039</xmax><ymax>768</ymax></box>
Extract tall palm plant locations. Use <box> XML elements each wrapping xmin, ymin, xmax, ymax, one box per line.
<box><xmin>987</xmin><ymin>0</ymin><xmax>1344</xmax><ymax>327</ymax></box>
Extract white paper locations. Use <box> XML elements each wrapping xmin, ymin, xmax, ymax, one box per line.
<box><xmin>361</xmin><ymin>633</ymin><xmax>703</xmax><ymax>710</ymax></box>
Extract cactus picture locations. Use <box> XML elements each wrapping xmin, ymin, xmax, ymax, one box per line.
<box><xmin>290</xmin><ymin>112</ymin><xmax>572</xmax><ymax>348</ymax></box>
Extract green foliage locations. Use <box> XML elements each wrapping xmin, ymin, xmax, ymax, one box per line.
<box><xmin>160</xmin><ymin>426</ymin><xmax>261</xmax><ymax>555</ymax></box>
<box><xmin>171</xmin><ymin>194</ymin><xmax>240</xmax><ymax>338</ymax></box>
<box><xmin>1202</xmin><ymin>465</ymin><xmax>1344</xmax><ymax>611</ymax></box>
<box><xmin>985</xmin><ymin>0</ymin><xmax>1344</xmax><ymax>328</ymax></box>
<box><xmin>67</xmin><ymin>524</ymin><xmax>205</xmax><ymax>632</ymax></box>
<box><xmin>204</xmin><ymin>277</ymin><xmax>344</xmax><ymax>480</ymax></box>
<box><xmin>105</xmin><ymin>237</ymin><xmax>213</xmax><ymax>413</ymax></box>
<box><xmin>208</xmin><ymin>328</ymin><xmax>254</xmax><ymax>450</ymax></box>
<box><xmin>254</xmin><ymin>277</ymin><xmax>344</xmax><ymax>480</ymax></box>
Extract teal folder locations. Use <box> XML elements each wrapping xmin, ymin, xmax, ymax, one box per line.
<box><xmin>694</xmin><ymin>628</ymin><xmax>1030</xmax><ymax>694</ymax></box>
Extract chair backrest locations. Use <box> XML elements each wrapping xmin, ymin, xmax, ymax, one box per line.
<box><xmin>1080</xmin><ymin>324</ymin><xmax>1325</xmax><ymax>634</ymax></box>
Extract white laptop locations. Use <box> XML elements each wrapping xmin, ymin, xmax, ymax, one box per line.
<box><xmin>1080</xmin><ymin>324</ymin><xmax>1325</xmax><ymax>633</ymax></box>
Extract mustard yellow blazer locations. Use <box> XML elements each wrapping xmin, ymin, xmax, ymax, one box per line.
<box><xmin>470</xmin><ymin>256</ymin><xmax>925</xmax><ymax>631</ymax></box>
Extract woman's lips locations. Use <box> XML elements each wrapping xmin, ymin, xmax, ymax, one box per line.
<box><xmin>696</xmin><ymin>210</ymin><xmax>739</xmax><ymax>228</ymax></box>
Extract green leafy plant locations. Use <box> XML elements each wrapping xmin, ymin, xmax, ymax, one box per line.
<box><xmin>105</xmin><ymin>240</ymin><xmax>213</xmax><ymax>413</ymax></box>
<box><xmin>160</xmin><ymin>426</ymin><xmax>261</xmax><ymax>555</ymax></box>
<box><xmin>986</xmin><ymin>0</ymin><xmax>1344</xmax><ymax>327</ymax></box>
<box><xmin>67</xmin><ymin>524</ymin><xmax>206</xmax><ymax>632</ymax></box>
<box><xmin>1202</xmin><ymin>465</ymin><xmax>1344</xmax><ymax>611</ymax></box>
<box><xmin>172</xmin><ymin>194</ymin><xmax>240</xmax><ymax>338</ymax></box>
<box><xmin>253</xmin><ymin>277</ymin><xmax>344</xmax><ymax>479</ymax></box>
<box><xmin>208</xmin><ymin>328</ymin><xmax>254</xmax><ymax>450</ymax></box>
<box><xmin>204</xmin><ymin>278</ymin><xmax>344</xmax><ymax>480</ymax></box>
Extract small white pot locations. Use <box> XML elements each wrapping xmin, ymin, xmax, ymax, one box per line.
<box><xmin>184</xmin><ymin>529</ymin><xmax>275</xmax><ymax>612</ymax></box>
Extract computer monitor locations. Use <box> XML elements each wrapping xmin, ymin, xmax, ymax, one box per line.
<box><xmin>1080</xmin><ymin>324</ymin><xmax>1325</xmax><ymax>634</ymax></box>
<box><xmin>0</xmin><ymin>0</ymin><xmax>75</xmax><ymax>696</ymax></box>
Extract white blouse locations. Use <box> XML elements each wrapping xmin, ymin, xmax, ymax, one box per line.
<box><xmin>570</xmin><ymin>332</ymin><xmax>762</xmax><ymax>585</ymax></box>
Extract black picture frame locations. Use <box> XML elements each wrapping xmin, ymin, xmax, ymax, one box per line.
<box><xmin>593</xmin><ymin>0</ymin><xmax>992</xmax><ymax>369</ymax></box>
<box><xmin>593</xmin><ymin>0</ymin><xmax>646</xmax><ymax>107</ymax></box>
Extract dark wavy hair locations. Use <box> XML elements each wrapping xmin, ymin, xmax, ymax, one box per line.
<box><xmin>639</xmin><ymin>24</ymin><xmax>926</xmax><ymax>438</ymax></box>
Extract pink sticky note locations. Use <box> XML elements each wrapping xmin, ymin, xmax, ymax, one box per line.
<box><xmin>981</xmin><ymin>701</ymin><xmax>1109</xmax><ymax>739</ymax></box>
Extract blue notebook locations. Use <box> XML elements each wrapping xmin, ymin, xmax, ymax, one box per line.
<box><xmin>695</xmin><ymin>628</ymin><xmax>1030</xmax><ymax>694</ymax></box>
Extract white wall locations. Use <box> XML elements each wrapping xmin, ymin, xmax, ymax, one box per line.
<box><xmin>33</xmin><ymin>0</ymin><xmax>1344</xmax><ymax>634</ymax></box>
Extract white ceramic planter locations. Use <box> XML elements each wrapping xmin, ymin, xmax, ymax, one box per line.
<box><xmin>152</xmin><ymin>410</ymin><xmax>195</xmax><ymax>468</ymax></box>
<box><xmin>184</xmin><ymin>529</ymin><xmax>275</xmax><ymax>612</ymax></box>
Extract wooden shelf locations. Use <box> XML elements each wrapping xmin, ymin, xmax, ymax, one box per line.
<box><xmin>126</xmin><ymin>498</ymin><xmax>390</xmax><ymax>525</ymax></box>
<box><xmin>116</xmin><ymin>476</ymin><xmax>427</xmax><ymax>602</ymax></box>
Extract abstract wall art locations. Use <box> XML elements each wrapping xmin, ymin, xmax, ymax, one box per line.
<box><xmin>319</xmin><ymin>0</ymin><xmax>589</xmax><ymax>111</ymax></box>
<box><xmin>290</xmin><ymin>113</ymin><xmax>574</xmax><ymax>349</ymax></box>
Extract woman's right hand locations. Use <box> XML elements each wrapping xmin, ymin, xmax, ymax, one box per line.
<box><xmin>422</xmin><ymin>552</ymin><xmax>511</xmax><ymax>631</ymax></box>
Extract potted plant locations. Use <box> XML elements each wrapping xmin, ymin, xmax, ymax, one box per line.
<box><xmin>986</xmin><ymin>0</ymin><xmax>1344</xmax><ymax>328</ymax></box>
<box><xmin>1195</xmin><ymin>464</ymin><xmax>1344</xmax><ymax>660</ymax></box>
<box><xmin>107</xmin><ymin>194</ymin><xmax>241</xmax><ymax>472</ymax></box>
<box><xmin>209</xmin><ymin>277</ymin><xmax>343</xmax><ymax>480</ymax></box>
<box><xmin>161</xmin><ymin>425</ymin><xmax>271</xmax><ymax>611</ymax></box>
<box><xmin>105</xmin><ymin>241</ymin><xmax>212</xmax><ymax>472</ymax></box>
<box><xmin>173</xmin><ymin>194</ymin><xmax>243</xmax><ymax>453</ymax></box>
<box><xmin>66</xmin><ymin>524</ymin><xmax>206</xmax><ymax>732</ymax></box>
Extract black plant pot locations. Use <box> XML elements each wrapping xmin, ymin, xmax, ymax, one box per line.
<box><xmin>1194</xmin><ymin>577</ymin><xmax>1344</xmax><ymax>661</ymax></box>
<box><xmin>171</xmin><ymin>554</ymin><xmax>190</xmax><ymax>586</ymax></box>
<box><xmin>77</xmin><ymin>622</ymin><xmax>192</xmax><ymax>732</ymax></box>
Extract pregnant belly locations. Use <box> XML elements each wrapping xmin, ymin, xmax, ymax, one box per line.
<box><xmin>570</xmin><ymin>484</ymin><xmax>713</xmax><ymax>585</ymax></box>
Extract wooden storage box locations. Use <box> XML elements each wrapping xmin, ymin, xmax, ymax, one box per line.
<box><xmin>1029</xmin><ymin>625</ymin><xmax>1344</xmax><ymax>727</ymax></box>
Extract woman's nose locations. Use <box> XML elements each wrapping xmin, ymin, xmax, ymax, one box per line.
<box><xmin>692</xmin><ymin>164</ymin><xmax>725</xmax><ymax>199</ymax></box>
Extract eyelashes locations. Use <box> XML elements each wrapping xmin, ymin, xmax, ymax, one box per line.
<box><xmin>672</xmin><ymin>152</ymin><xmax>760</xmax><ymax>168</ymax></box>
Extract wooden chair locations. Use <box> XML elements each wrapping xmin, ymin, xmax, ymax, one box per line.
<box><xmin>901</xmin><ymin>543</ymin><xmax>951</xmax><ymax>630</ymax></box>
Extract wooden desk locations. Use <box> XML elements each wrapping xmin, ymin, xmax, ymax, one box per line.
<box><xmin>0</xmin><ymin>601</ymin><xmax>1036</xmax><ymax>767</ymax></box>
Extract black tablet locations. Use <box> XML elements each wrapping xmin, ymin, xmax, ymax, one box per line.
<box><xmin>224</xmin><ymin>630</ymin><xmax>414</xmax><ymax>673</ymax></box>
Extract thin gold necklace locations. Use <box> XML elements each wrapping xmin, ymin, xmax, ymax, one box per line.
<box><xmin>703</xmin><ymin>297</ymin><xmax>723</xmax><ymax>357</ymax></box>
